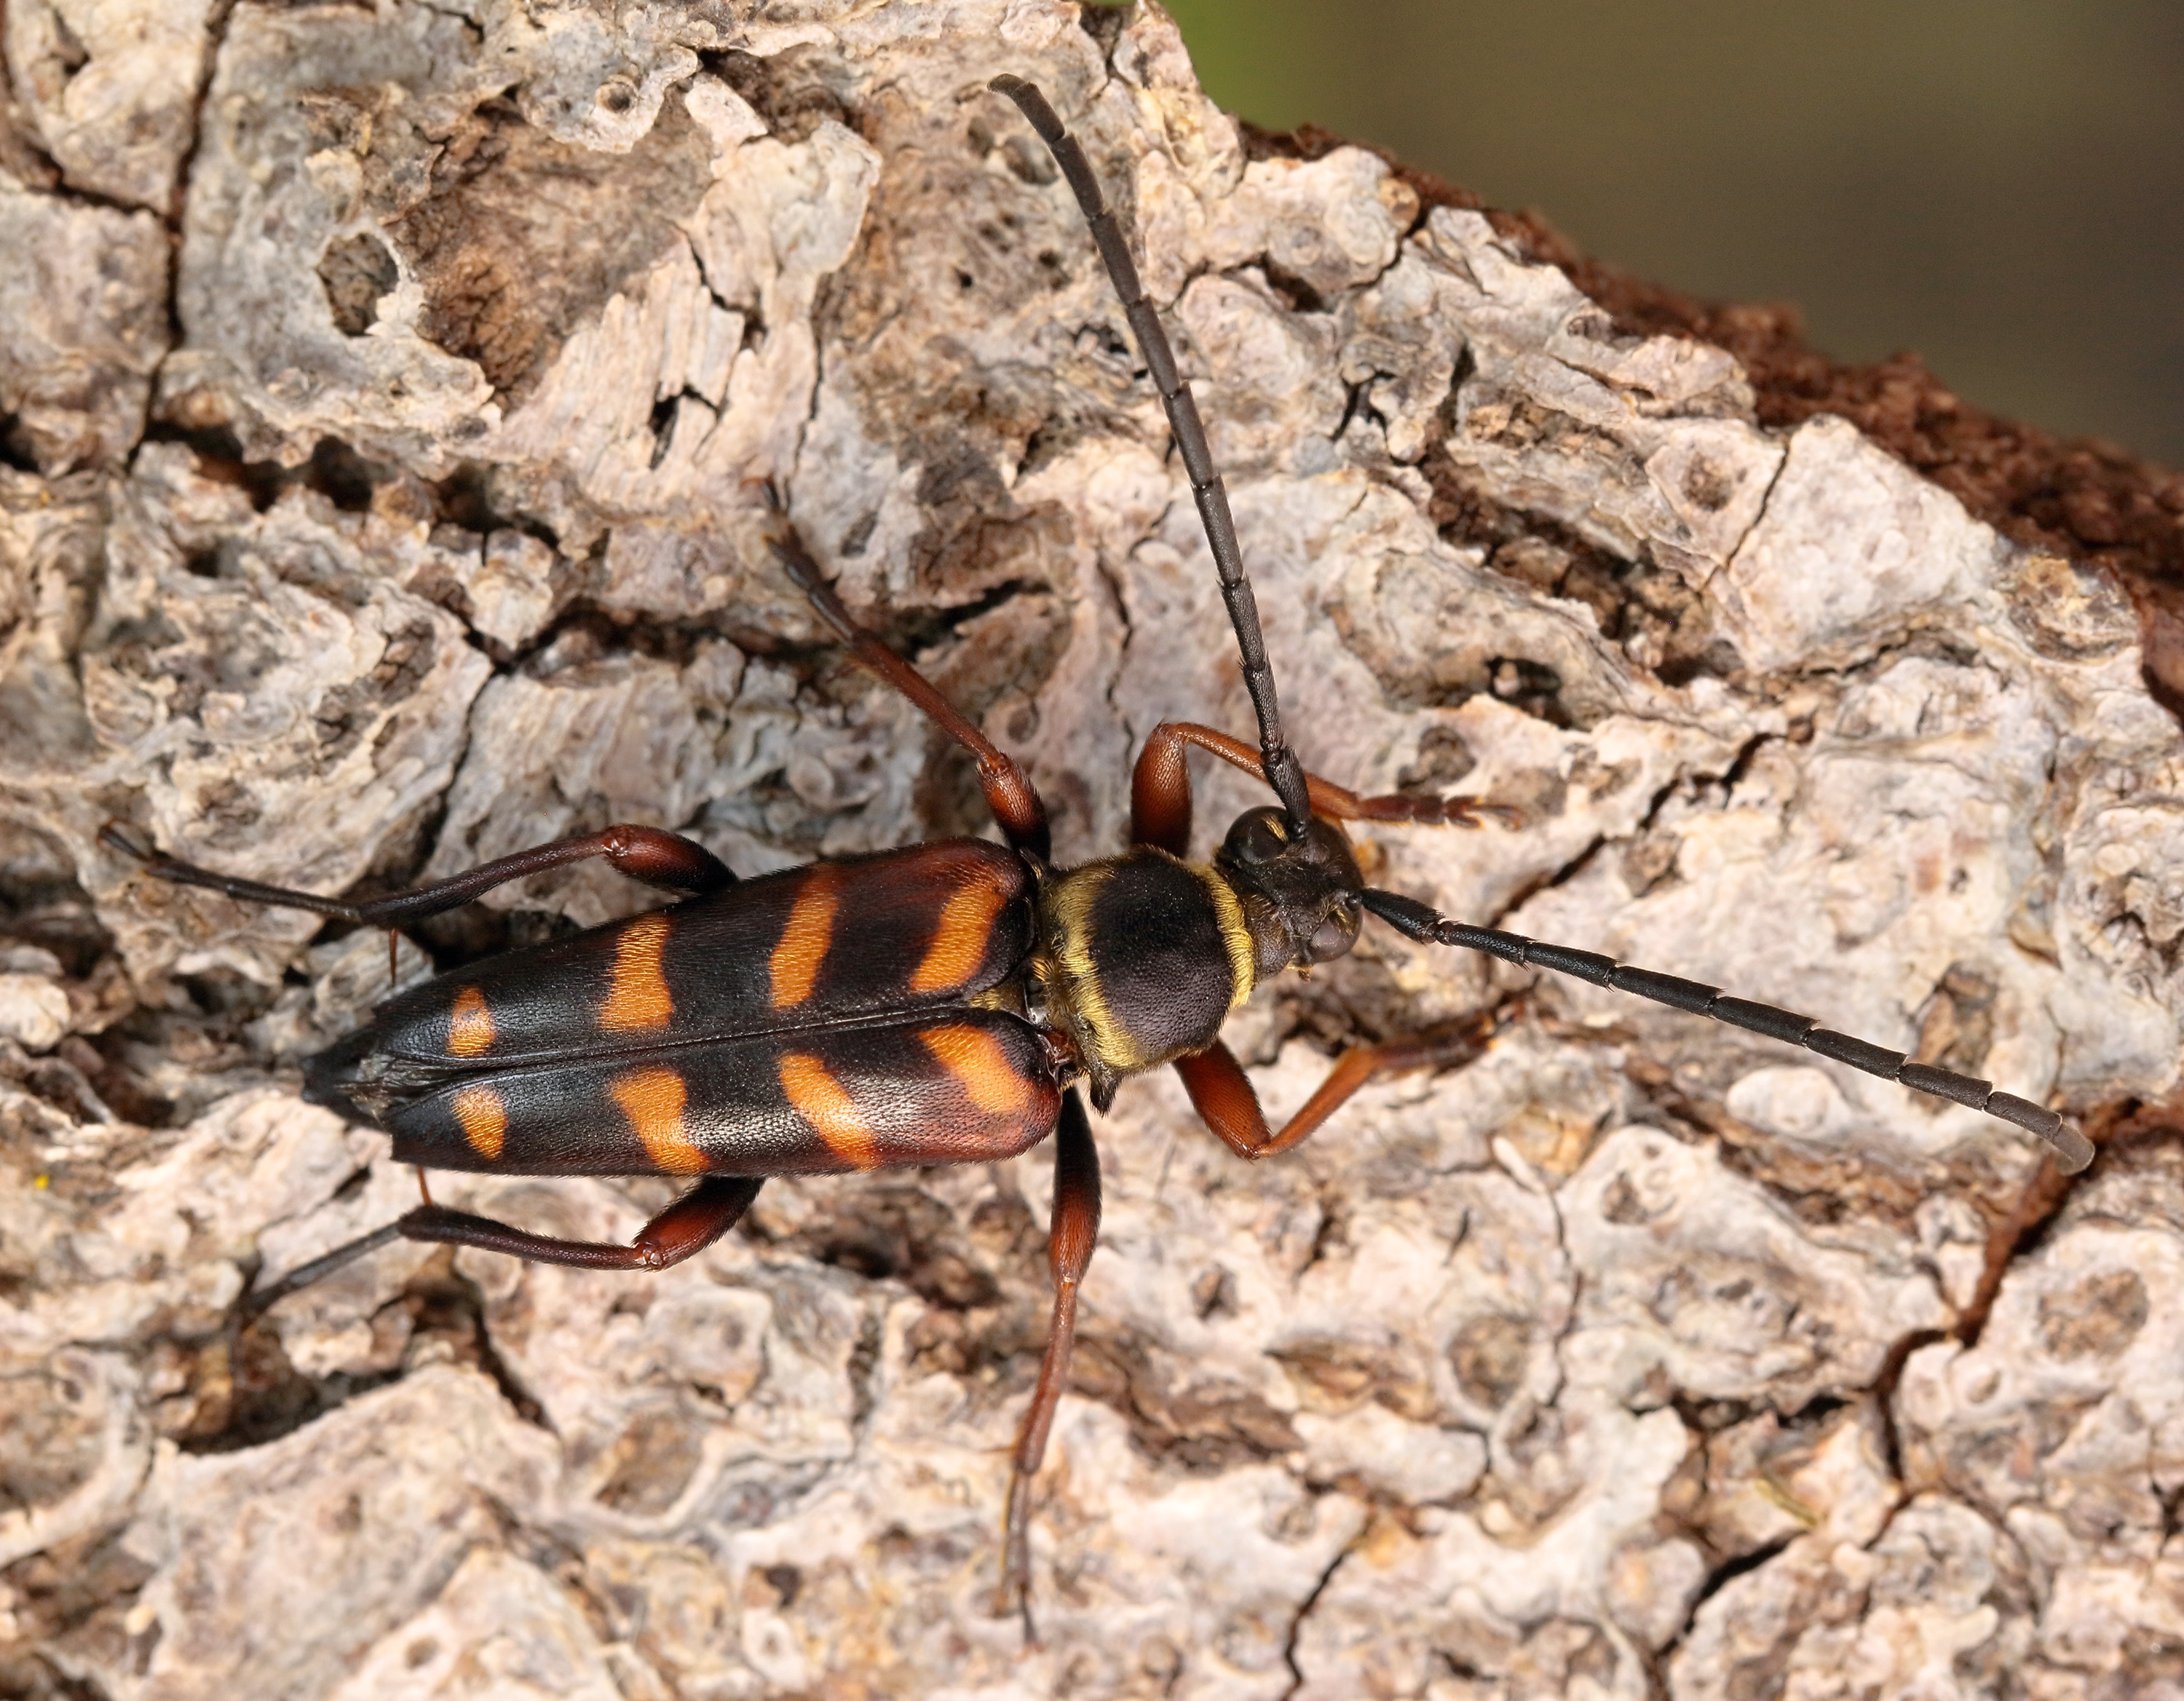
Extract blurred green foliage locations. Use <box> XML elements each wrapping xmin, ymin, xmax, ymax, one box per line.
<box><xmin>1158</xmin><ymin>0</ymin><xmax>2184</xmax><ymax>464</ymax></box>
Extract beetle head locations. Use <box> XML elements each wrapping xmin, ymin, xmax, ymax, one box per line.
<box><xmin>1214</xmin><ymin>805</ymin><xmax>1364</xmax><ymax>974</ymax></box>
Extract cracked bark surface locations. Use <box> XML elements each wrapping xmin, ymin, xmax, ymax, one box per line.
<box><xmin>4</xmin><ymin>2</ymin><xmax>2184</xmax><ymax>1697</ymax></box>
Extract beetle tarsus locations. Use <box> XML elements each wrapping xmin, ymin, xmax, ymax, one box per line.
<box><xmin>243</xmin><ymin>1220</ymin><xmax>407</xmax><ymax>1317</ymax></box>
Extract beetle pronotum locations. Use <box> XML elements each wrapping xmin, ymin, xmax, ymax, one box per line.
<box><xmin>103</xmin><ymin>75</ymin><xmax>2090</xmax><ymax>1627</ymax></box>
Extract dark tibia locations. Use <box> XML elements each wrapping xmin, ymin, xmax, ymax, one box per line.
<box><xmin>768</xmin><ymin>521</ymin><xmax>1052</xmax><ymax>863</ymax></box>
<box><xmin>1359</xmin><ymin>888</ymin><xmax>2093</xmax><ymax>1172</ymax></box>
<box><xmin>102</xmin><ymin>821</ymin><xmax>735</xmax><ymax>924</ymax></box>
<box><xmin>988</xmin><ymin>76</ymin><xmax>1315</xmax><ymax>839</ymax></box>
<box><xmin>397</xmin><ymin>1175</ymin><xmax>767</xmax><ymax>1271</ymax></box>
<box><xmin>244</xmin><ymin>1177</ymin><xmax>767</xmax><ymax>1314</ymax></box>
<box><xmin>242</xmin><ymin>1221</ymin><xmax>408</xmax><ymax>1317</ymax></box>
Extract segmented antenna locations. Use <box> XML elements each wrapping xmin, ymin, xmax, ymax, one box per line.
<box><xmin>1359</xmin><ymin>888</ymin><xmax>2094</xmax><ymax>1172</ymax></box>
<box><xmin>989</xmin><ymin>75</ymin><xmax>1315</xmax><ymax>837</ymax></box>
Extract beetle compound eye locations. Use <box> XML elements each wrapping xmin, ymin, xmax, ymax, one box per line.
<box><xmin>1223</xmin><ymin>808</ymin><xmax>1289</xmax><ymax>866</ymax></box>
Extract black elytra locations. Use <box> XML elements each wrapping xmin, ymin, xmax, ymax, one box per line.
<box><xmin>99</xmin><ymin>73</ymin><xmax>2092</xmax><ymax>1637</ymax></box>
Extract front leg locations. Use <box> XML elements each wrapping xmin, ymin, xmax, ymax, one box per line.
<box><xmin>1131</xmin><ymin>720</ymin><xmax>1518</xmax><ymax>858</ymax></box>
<box><xmin>1172</xmin><ymin>1027</ymin><xmax>1492</xmax><ymax>1162</ymax></box>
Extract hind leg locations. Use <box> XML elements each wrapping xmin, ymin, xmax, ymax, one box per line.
<box><xmin>245</xmin><ymin>1175</ymin><xmax>767</xmax><ymax>1316</ymax></box>
<box><xmin>103</xmin><ymin>821</ymin><xmax>735</xmax><ymax>923</ymax></box>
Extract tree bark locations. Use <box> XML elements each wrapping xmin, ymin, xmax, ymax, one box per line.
<box><xmin>4</xmin><ymin>3</ymin><xmax>2183</xmax><ymax>1697</ymax></box>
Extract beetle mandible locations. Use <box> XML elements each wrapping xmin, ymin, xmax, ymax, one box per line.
<box><xmin>103</xmin><ymin>75</ymin><xmax>2092</xmax><ymax>1622</ymax></box>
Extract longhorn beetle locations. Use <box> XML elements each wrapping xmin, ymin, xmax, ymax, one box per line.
<box><xmin>103</xmin><ymin>75</ymin><xmax>2092</xmax><ymax>1625</ymax></box>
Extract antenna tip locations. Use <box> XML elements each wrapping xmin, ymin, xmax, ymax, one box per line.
<box><xmin>1987</xmin><ymin>1091</ymin><xmax>2092</xmax><ymax>1172</ymax></box>
<box><xmin>986</xmin><ymin>74</ymin><xmax>1062</xmax><ymax>140</ymax></box>
<box><xmin>2048</xmin><ymin>1122</ymin><xmax>2095</xmax><ymax>1174</ymax></box>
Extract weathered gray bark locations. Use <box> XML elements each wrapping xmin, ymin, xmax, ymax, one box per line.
<box><xmin>4</xmin><ymin>3</ymin><xmax>2182</xmax><ymax>1697</ymax></box>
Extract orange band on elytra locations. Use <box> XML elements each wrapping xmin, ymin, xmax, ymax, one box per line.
<box><xmin>910</xmin><ymin>867</ymin><xmax>1010</xmax><ymax>993</ymax></box>
<box><xmin>448</xmin><ymin>984</ymin><xmax>496</xmax><ymax>1057</ymax></box>
<box><xmin>780</xmin><ymin>1051</ymin><xmax>878</xmax><ymax>1167</ymax></box>
<box><xmin>917</xmin><ymin>1023</ymin><xmax>1032</xmax><ymax>1116</ymax></box>
<box><xmin>609</xmin><ymin>1065</ymin><xmax>705</xmax><ymax>1173</ymax></box>
<box><xmin>452</xmin><ymin>1083</ymin><xmax>508</xmax><ymax>1159</ymax></box>
<box><xmin>601</xmin><ymin>912</ymin><xmax>675</xmax><ymax>1032</ymax></box>
<box><xmin>770</xmin><ymin>867</ymin><xmax>839</xmax><ymax>1009</ymax></box>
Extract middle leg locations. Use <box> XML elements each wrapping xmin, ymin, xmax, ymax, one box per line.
<box><xmin>997</xmin><ymin>1086</ymin><xmax>1100</xmax><ymax>1633</ymax></box>
<box><xmin>770</xmin><ymin>521</ymin><xmax>1051</xmax><ymax>864</ymax></box>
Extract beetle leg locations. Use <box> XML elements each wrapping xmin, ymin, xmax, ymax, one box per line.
<box><xmin>1173</xmin><ymin>1030</ymin><xmax>1489</xmax><ymax>1161</ymax></box>
<box><xmin>240</xmin><ymin>1220</ymin><xmax>408</xmax><ymax>1317</ymax></box>
<box><xmin>396</xmin><ymin>1175</ymin><xmax>766</xmax><ymax>1271</ymax></box>
<box><xmin>997</xmin><ymin>1086</ymin><xmax>1099</xmax><ymax>1633</ymax></box>
<box><xmin>769</xmin><ymin>523</ymin><xmax>1053</xmax><ymax>864</ymax></box>
<box><xmin>1127</xmin><ymin>721</ymin><xmax>1198</xmax><ymax>856</ymax></box>
<box><xmin>101</xmin><ymin>821</ymin><xmax>735</xmax><ymax>924</ymax></box>
<box><xmin>244</xmin><ymin>1177</ymin><xmax>766</xmax><ymax>1315</ymax></box>
<box><xmin>1133</xmin><ymin>722</ymin><xmax>1520</xmax><ymax>845</ymax></box>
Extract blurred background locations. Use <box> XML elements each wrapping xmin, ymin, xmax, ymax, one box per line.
<box><xmin>1157</xmin><ymin>0</ymin><xmax>2184</xmax><ymax>467</ymax></box>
